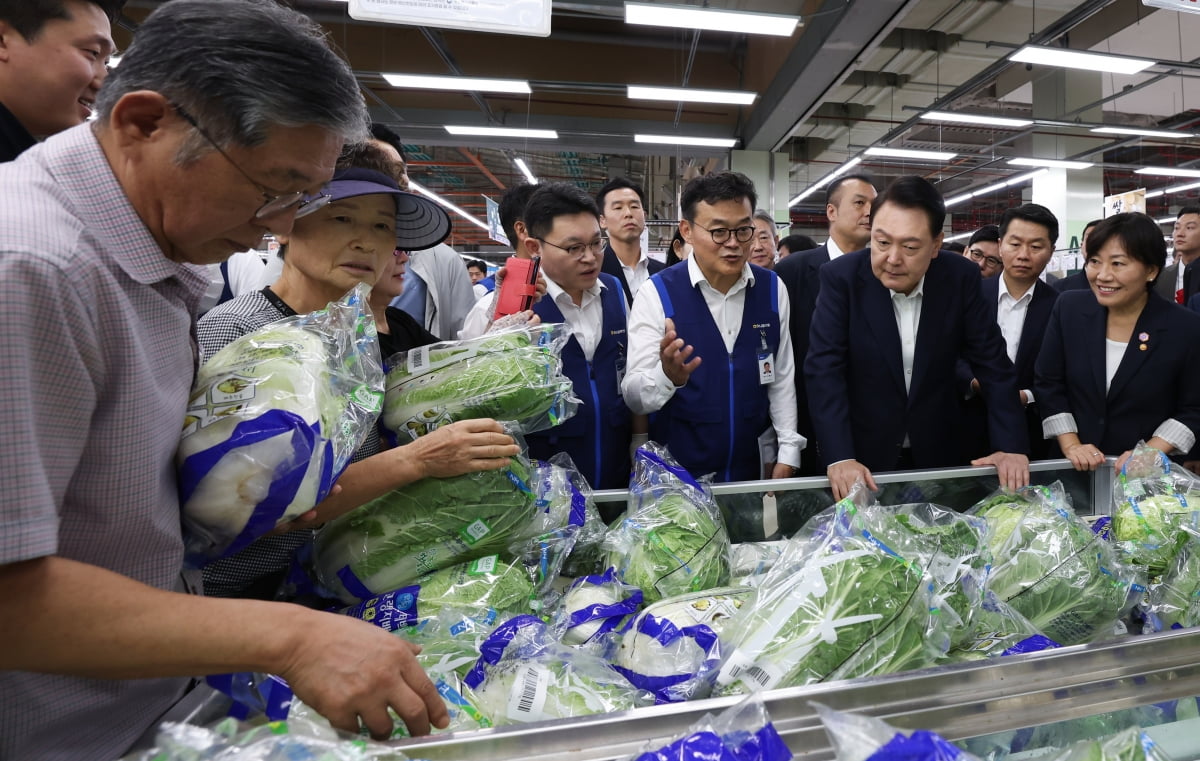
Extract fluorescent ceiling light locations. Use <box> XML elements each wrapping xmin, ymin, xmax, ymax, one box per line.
<box><xmin>945</xmin><ymin>193</ymin><xmax>973</xmax><ymax>208</ymax></box>
<box><xmin>921</xmin><ymin>111</ymin><xmax>1032</xmax><ymax>128</ymax></box>
<box><xmin>1008</xmin><ymin>157</ymin><xmax>1093</xmax><ymax>170</ymax></box>
<box><xmin>624</xmin><ymin>2</ymin><xmax>799</xmax><ymax>37</ymax></box>
<box><xmin>944</xmin><ymin>231</ymin><xmax>974</xmax><ymax>241</ymax></box>
<box><xmin>944</xmin><ymin>169</ymin><xmax>1047</xmax><ymax>208</ymax></box>
<box><xmin>382</xmin><ymin>73</ymin><xmax>531</xmax><ymax>94</ymax></box>
<box><xmin>408</xmin><ymin>180</ymin><xmax>489</xmax><ymax>231</ymax></box>
<box><xmin>1167</xmin><ymin>180</ymin><xmax>1200</xmax><ymax>193</ymax></box>
<box><xmin>634</xmin><ymin>134</ymin><xmax>738</xmax><ymax>148</ymax></box>
<box><xmin>1091</xmin><ymin>126</ymin><xmax>1195</xmax><ymax>139</ymax></box>
<box><xmin>1157</xmin><ymin>216</ymin><xmax>1178</xmax><ymax>225</ymax></box>
<box><xmin>1135</xmin><ymin>167</ymin><xmax>1200</xmax><ymax>178</ymax></box>
<box><xmin>1009</xmin><ymin>45</ymin><xmax>1154</xmax><ymax>75</ymax></box>
<box><xmin>514</xmin><ymin>158</ymin><xmax>538</xmax><ymax>184</ymax></box>
<box><xmin>788</xmin><ymin>157</ymin><xmax>864</xmax><ymax>206</ymax></box>
<box><xmin>444</xmin><ymin>125</ymin><xmax>558</xmax><ymax>139</ymax></box>
<box><xmin>627</xmin><ymin>85</ymin><xmax>757</xmax><ymax>106</ymax></box>
<box><xmin>1004</xmin><ymin>169</ymin><xmax>1049</xmax><ymax>186</ymax></box>
<box><xmin>864</xmin><ymin>146</ymin><xmax>957</xmax><ymax>161</ymax></box>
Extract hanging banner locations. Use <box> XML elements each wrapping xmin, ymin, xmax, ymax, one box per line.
<box><xmin>348</xmin><ymin>0</ymin><xmax>552</xmax><ymax>37</ymax></box>
<box><xmin>484</xmin><ymin>195</ymin><xmax>509</xmax><ymax>247</ymax></box>
<box><xmin>1143</xmin><ymin>0</ymin><xmax>1200</xmax><ymax>14</ymax></box>
<box><xmin>1104</xmin><ymin>188</ymin><xmax>1146</xmax><ymax>218</ymax></box>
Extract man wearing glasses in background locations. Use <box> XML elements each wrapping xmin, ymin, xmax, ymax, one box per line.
<box><xmin>623</xmin><ymin>172</ymin><xmax>802</xmax><ymax>483</ymax></box>
<box><xmin>967</xmin><ymin>224</ymin><xmax>1003</xmax><ymax>278</ymax></box>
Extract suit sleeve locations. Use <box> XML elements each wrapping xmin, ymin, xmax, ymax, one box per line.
<box><xmin>803</xmin><ymin>264</ymin><xmax>856</xmax><ymax>465</ymax></box>
<box><xmin>1033</xmin><ymin>298</ymin><xmax>1076</xmax><ymax>437</ymax></box>
<box><xmin>1164</xmin><ymin>322</ymin><xmax>1200</xmax><ymax>451</ymax></box>
<box><xmin>960</xmin><ymin>272</ymin><xmax>1029</xmax><ymax>454</ymax></box>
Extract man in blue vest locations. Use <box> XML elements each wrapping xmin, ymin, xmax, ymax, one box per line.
<box><xmin>521</xmin><ymin>182</ymin><xmax>635</xmax><ymax>494</ymax></box>
<box><xmin>623</xmin><ymin>171</ymin><xmax>802</xmax><ymax>482</ymax></box>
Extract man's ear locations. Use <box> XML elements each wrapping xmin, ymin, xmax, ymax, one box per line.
<box><xmin>106</xmin><ymin>91</ymin><xmax>176</xmax><ymax>146</ymax></box>
<box><xmin>826</xmin><ymin>203</ymin><xmax>837</xmax><ymax>223</ymax></box>
<box><xmin>0</xmin><ymin>21</ymin><xmax>17</xmax><ymax>63</ymax></box>
<box><xmin>679</xmin><ymin>219</ymin><xmax>694</xmax><ymax>246</ymax></box>
<box><xmin>932</xmin><ymin>233</ymin><xmax>944</xmax><ymax>258</ymax></box>
<box><xmin>522</xmin><ymin>234</ymin><xmax>541</xmax><ymax>258</ymax></box>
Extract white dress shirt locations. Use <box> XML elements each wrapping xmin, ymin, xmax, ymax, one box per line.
<box><xmin>826</xmin><ymin>235</ymin><xmax>848</xmax><ymax>261</ymax></box>
<box><xmin>619</xmin><ymin>248</ymin><xmax>652</xmax><ymax>301</ymax></box>
<box><xmin>1105</xmin><ymin>339</ymin><xmax>1126</xmax><ymax>393</ymax></box>
<box><xmin>891</xmin><ymin>278</ymin><xmax>925</xmax><ymax>394</ymax></box>
<box><xmin>621</xmin><ymin>256</ymin><xmax>803</xmax><ymax>468</ymax></box>
<box><xmin>543</xmin><ymin>275</ymin><xmax>605</xmax><ymax>361</ymax></box>
<box><xmin>997</xmin><ymin>277</ymin><xmax>1036</xmax><ymax>402</ymax></box>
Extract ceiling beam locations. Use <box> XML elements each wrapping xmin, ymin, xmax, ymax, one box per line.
<box><xmin>456</xmin><ymin>147</ymin><xmax>508</xmax><ymax>191</ymax></box>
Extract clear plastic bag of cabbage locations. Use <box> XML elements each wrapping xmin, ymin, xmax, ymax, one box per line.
<box><xmin>714</xmin><ymin>483</ymin><xmax>949</xmax><ymax>695</ymax></box>
<box><xmin>396</xmin><ymin>609</ymin><xmax>504</xmax><ymax>681</ymax></box>
<box><xmin>553</xmin><ymin>568</ymin><xmax>644</xmax><ymax>647</ymax></box>
<box><xmin>731</xmin><ymin>542</ymin><xmax>786</xmax><ymax>586</ymax></box>
<box><xmin>382</xmin><ymin>323</ymin><xmax>578</xmax><ymax>443</ymax></box>
<box><xmin>312</xmin><ymin>453</ymin><xmax>538</xmax><ymax>603</ymax></box>
<box><xmin>945</xmin><ymin>588</ymin><xmax>1061</xmax><ymax>663</ymax></box>
<box><xmin>1143</xmin><ymin>525</ymin><xmax>1200</xmax><ymax>632</ymax></box>
<box><xmin>604</xmin><ymin>442</ymin><xmax>732</xmax><ymax>604</ymax></box>
<box><xmin>970</xmin><ymin>482</ymin><xmax>1142</xmax><ymax>646</ymax></box>
<box><xmin>814</xmin><ymin>702</ymin><xmax>980</xmax><ymax>761</ymax></box>
<box><xmin>613</xmin><ymin>611</ymin><xmax>722</xmax><ymax>704</ymax></box>
<box><xmin>463</xmin><ymin>614</ymin><xmax>653</xmax><ymax>726</ymax></box>
<box><xmin>1040</xmin><ymin>726</ymin><xmax>1170</xmax><ymax>761</ymax></box>
<box><xmin>1112</xmin><ymin>443</ymin><xmax>1200</xmax><ymax>576</ymax></box>
<box><xmin>628</xmin><ymin>694</ymin><xmax>792</xmax><ymax>761</ymax></box>
<box><xmin>340</xmin><ymin>554</ymin><xmax>535</xmax><ymax>631</ymax></box>
<box><xmin>178</xmin><ymin>283</ymin><xmax>383</xmax><ymax>565</ymax></box>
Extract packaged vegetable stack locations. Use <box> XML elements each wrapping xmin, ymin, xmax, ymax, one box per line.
<box><xmin>1112</xmin><ymin>442</ymin><xmax>1200</xmax><ymax>577</ymax></box>
<box><xmin>627</xmin><ymin>695</ymin><xmax>791</xmax><ymax>761</ymax></box>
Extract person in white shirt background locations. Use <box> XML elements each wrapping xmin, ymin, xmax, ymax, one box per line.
<box><xmin>597</xmin><ymin>176</ymin><xmax>664</xmax><ymax>305</ymax></box>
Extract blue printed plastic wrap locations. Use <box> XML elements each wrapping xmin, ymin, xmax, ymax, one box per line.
<box><xmin>614</xmin><ymin>613</ymin><xmax>721</xmax><ymax>703</ymax></box>
<box><xmin>631</xmin><ymin>694</ymin><xmax>791</xmax><ymax>761</ymax></box>
<box><xmin>814</xmin><ymin>703</ymin><xmax>978</xmax><ymax>761</ymax></box>
<box><xmin>177</xmin><ymin>284</ymin><xmax>383</xmax><ymax>566</ymax></box>
<box><xmin>555</xmin><ymin>568</ymin><xmax>644</xmax><ymax>646</ymax></box>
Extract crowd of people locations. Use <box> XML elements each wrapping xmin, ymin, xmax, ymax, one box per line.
<box><xmin>3</xmin><ymin>0</ymin><xmax>1200</xmax><ymax>758</ymax></box>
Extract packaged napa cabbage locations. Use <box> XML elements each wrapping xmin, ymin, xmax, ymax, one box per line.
<box><xmin>340</xmin><ymin>554</ymin><xmax>535</xmax><ymax>630</ymax></box>
<box><xmin>814</xmin><ymin>702</ymin><xmax>980</xmax><ymax>761</ymax></box>
<box><xmin>944</xmin><ymin>589</ymin><xmax>1061</xmax><ymax>662</ymax></box>
<box><xmin>395</xmin><ymin>609</ymin><xmax>503</xmax><ymax>681</ymax></box>
<box><xmin>464</xmin><ymin>615</ymin><xmax>653</xmax><ymax>725</ymax></box>
<box><xmin>613</xmin><ymin>612</ymin><xmax>722</xmax><ymax>703</ymax></box>
<box><xmin>629</xmin><ymin>694</ymin><xmax>792</xmax><ymax>761</ymax></box>
<box><xmin>312</xmin><ymin>454</ymin><xmax>538</xmax><ymax>603</ymax></box>
<box><xmin>732</xmin><ymin>542</ymin><xmax>786</xmax><ymax>585</ymax></box>
<box><xmin>178</xmin><ymin>284</ymin><xmax>383</xmax><ymax>564</ymax></box>
<box><xmin>604</xmin><ymin>443</ymin><xmax>732</xmax><ymax>603</ymax></box>
<box><xmin>1112</xmin><ymin>443</ymin><xmax>1200</xmax><ymax>576</ymax></box>
<box><xmin>635</xmin><ymin>587</ymin><xmax>754</xmax><ymax>641</ymax></box>
<box><xmin>1041</xmin><ymin>726</ymin><xmax>1170</xmax><ymax>761</ymax></box>
<box><xmin>382</xmin><ymin>323</ymin><xmax>578</xmax><ymax>443</ymax></box>
<box><xmin>970</xmin><ymin>482</ymin><xmax>1142</xmax><ymax>645</ymax></box>
<box><xmin>1143</xmin><ymin>526</ymin><xmax>1200</xmax><ymax>632</ymax></box>
<box><xmin>554</xmin><ymin>568</ymin><xmax>643</xmax><ymax>647</ymax></box>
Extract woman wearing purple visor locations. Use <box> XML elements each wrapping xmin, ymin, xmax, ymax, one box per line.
<box><xmin>196</xmin><ymin>141</ymin><xmax>519</xmax><ymax>601</ymax></box>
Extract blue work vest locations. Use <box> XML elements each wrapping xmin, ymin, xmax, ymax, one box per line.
<box><xmin>648</xmin><ymin>264</ymin><xmax>780</xmax><ymax>483</ymax></box>
<box><xmin>527</xmin><ymin>273</ymin><xmax>632</xmax><ymax>489</ymax></box>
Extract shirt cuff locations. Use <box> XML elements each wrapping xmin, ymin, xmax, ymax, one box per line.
<box><xmin>1153</xmin><ymin>418</ymin><xmax>1196</xmax><ymax>454</ymax></box>
<box><xmin>1022</xmin><ymin>389</ymin><xmax>1035</xmax><ymax>405</ymax></box>
<box><xmin>1042</xmin><ymin>412</ymin><xmax>1077</xmax><ymax>440</ymax></box>
<box><xmin>775</xmin><ymin>434</ymin><xmax>805</xmax><ymax>469</ymax></box>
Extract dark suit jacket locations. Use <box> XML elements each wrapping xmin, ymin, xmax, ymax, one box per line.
<box><xmin>1052</xmin><ymin>271</ymin><xmax>1090</xmax><ymax>293</ymax></box>
<box><xmin>1035</xmin><ymin>290</ymin><xmax>1200</xmax><ymax>455</ymax></box>
<box><xmin>774</xmin><ymin>244</ymin><xmax>829</xmax><ymax>473</ymax></box>
<box><xmin>601</xmin><ymin>243</ymin><xmax>665</xmax><ymax>305</ymax></box>
<box><xmin>1155</xmin><ymin>263</ymin><xmax>1179</xmax><ymax>302</ymax></box>
<box><xmin>0</xmin><ymin>101</ymin><xmax>35</xmax><ymax>163</ymax></box>
<box><xmin>805</xmin><ymin>250</ymin><xmax>1028</xmax><ymax>471</ymax></box>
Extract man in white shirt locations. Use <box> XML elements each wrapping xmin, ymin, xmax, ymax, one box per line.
<box><xmin>1158</xmin><ymin>206</ymin><xmax>1200</xmax><ymax>303</ymax></box>
<box><xmin>597</xmin><ymin>177</ymin><xmax>664</xmax><ymax>305</ymax></box>
<box><xmin>622</xmin><ymin>171</ymin><xmax>802</xmax><ymax>483</ymax></box>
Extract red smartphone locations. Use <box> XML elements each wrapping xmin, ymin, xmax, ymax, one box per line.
<box><xmin>492</xmin><ymin>255</ymin><xmax>540</xmax><ymax>320</ymax></box>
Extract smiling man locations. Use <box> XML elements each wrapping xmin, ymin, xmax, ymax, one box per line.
<box><xmin>623</xmin><ymin>171</ymin><xmax>802</xmax><ymax>483</ymax></box>
<box><xmin>0</xmin><ymin>0</ymin><xmax>120</xmax><ymax>161</ymax></box>
<box><xmin>805</xmin><ymin>176</ymin><xmax>1029</xmax><ymax>500</ymax></box>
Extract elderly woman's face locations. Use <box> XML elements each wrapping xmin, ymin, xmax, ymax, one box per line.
<box><xmin>282</xmin><ymin>194</ymin><xmax>397</xmax><ymax>294</ymax></box>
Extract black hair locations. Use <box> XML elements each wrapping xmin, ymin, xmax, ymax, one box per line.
<box><xmin>968</xmin><ymin>224</ymin><xmax>1001</xmax><ymax>247</ymax></box>
<box><xmin>596</xmin><ymin>176</ymin><xmax>646</xmax><ymax>211</ymax></box>
<box><xmin>369</xmin><ymin>123</ymin><xmax>408</xmax><ymax>165</ymax></box>
<box><xmin>466</xmin><ymin>259</ymin><xmax>488</xmax><ymax>273</ymax></box>
<box><xmin>0</xmin><ymin>0</ymin><xmax>124</xmax><ymax>38</ymax></box>
<box><xmin>1085</xmin><ymin>212</ymin><xmax>1167</xmax><ymax>288</ymax></box>
<box><xmin>1178</xmin><ymin>205</ymin><xmax>1200</xmax><ymax>219</ymax></box>
<box><xmin>942</xmin><ymin>241</ymin><xmax>966</xmax><ymax>254</ymax></box>
<box><xmin>1000</xmin><ymin>203</ymin><xmax>1059</xmax><ymax>245</ymax></box>
<box><xmin>778</xmin><ymin>234</ymin><xmax>818</xmax><ymax>255</ymax></box>
<box><xmin>666</xmin><ymin>226</ymin><xmax>687</xmax><ymax>265</ymax></box>
<box><xmin>680</xmin><ymin>171</ymin><xmax>757</xmax><ymax>222</ymax></box>
<box><xmin>524</xmin><ymin>182</ymin><xmax>600</xmax><ymax>240</ymax></box>
<box><xmin>498</xmin><ymin>182</ymin><xmax>541</xmax><ymax>246</ymax></box>
<box><xmin>870</xmin><ymin>175</ymin><xmax>945</xmax><ymax>237</ymax></box>
<box><xmin>826</xmin><ymin>173</ymin><xmax>875</xmax><ymax>207</ymax></box>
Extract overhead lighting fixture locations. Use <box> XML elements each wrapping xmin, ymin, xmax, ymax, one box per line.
<box><xmin>1135</xmin><ymin>167</ymin><xmax>1200</xmax><ymax>178</ymax></box>
<box><xmin>920</xmin><ymin>111</ymin><xmax>1032</xmax><ymax>128</ymax></box>
<box><xmin>788</xmin><ymin>157</ymin><xmax>864</xmax><ymax>206</ymax></box>
<box><xmin>944</xmin><ymin>168</ymin><xmax>1048</xmax><ymax>208</ymax></box>
<box><xmin>1008</xmin><ymin>157</ymin><xmax>1093</xmax><ymax>170</ymax></box>
<box><xmin>444</xmin><ymin>125</ymin><xmax>558</xmax><ymax>139</ymax></box>
<box><xmin>382</xmin><ymin>73</ymin><xmax>531</xmax><ymax>94</ymax></box>
<box><xmin>944</xmin><ymin>231</ymin><xmax>974</xmax><ymax>242</ymax></box>
<box><xmin>627</xmin><ymin>85</ymin><xmax>757</xmax><ymax>106</ymax></box>
<box><xmin>408</xmin><ymin>180</ymin><xmax>489</xmax><ymax>231</ymax></box>
<box><xmin>1009</xmin><ymin>45</ymin><xmax>1154</xmax><ymax>75</ymax></box>
<box><xmin>624</xmin><ymin>2</ymin><xmax>799</xmax><ymax>37</ymax></box>
<box><xmin>864</xmin><ymin>147</ymin><xmax>957</xmax><ymax>161</ymax></box>
<box><xmin>944</xmin><ymin>193</ymin><xmax>973</xmax><ymax>208</ymax></box>
<box><xmin>634</xmin><ymin>134</ymin><xmax>738</xmax><ymax>148</ymax></box>
<box><xmin>1091</xmin><ymin>126</ymin><xmax>1195</xmax><ymax>139</ymax></box>
<box><xmin>514</xmin><ymin>157</ymin><xmax>538</xmax><ymax>184</ymax></box>
<box><xmin>1157</xmin><ymin>216</ymin><xmax>1178</xmax><ymax>225</ymax></box>
<box><xmin>1166</xmin><ymin>180</ymin><xmax>1200</xmax><ymax>193</ymax></box>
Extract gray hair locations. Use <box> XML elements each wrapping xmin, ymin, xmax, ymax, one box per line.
<box><xmin>95</xmin><ymin>0</ymin><xmax>368</xmax><ymax>159</ymax></box>
<box><xmin>753</xmin><ymin>209</ymin><xmax>777</xmax><ymax>232</ymax></box>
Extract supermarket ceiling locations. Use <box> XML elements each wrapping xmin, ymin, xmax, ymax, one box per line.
<box><xmin>115</xmin><ymin>0</ymin><xmax>1200</xmax><ymax>245</ymax></box>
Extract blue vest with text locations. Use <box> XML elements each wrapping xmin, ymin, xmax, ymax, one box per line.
<box><xmin>648</xmin><ymin>264</ymin><xmax>779</xmax><ymax>483</ymax></box>
<box><xmin>526</xmin><ymin>273</ymin><xmax>632</xmax><ymax>489</ymax></box>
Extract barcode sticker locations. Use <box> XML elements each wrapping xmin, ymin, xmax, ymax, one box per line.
<box><xmin>716</xmin><ymin>651</ymin><xmax>782</xmax><ymax>691</ymax></box>
<box><xmin>407</xmin><ymin>346</ymin><xmax>431</xmax><ymax>373</ymax></box>
<box><xmin>506</xmin><ymin>664</ymin><xmax>550</xmax><ymax>722</ymax></box>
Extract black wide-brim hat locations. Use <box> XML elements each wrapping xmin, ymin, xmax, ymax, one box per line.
<box><xmin>322</xmin><ymin>167</ymin><xmax>453</xmax><ymax>251</ymax></box>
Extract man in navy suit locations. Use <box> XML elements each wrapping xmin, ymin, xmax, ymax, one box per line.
<box><xmin>597</xmin><ymin>177</ymin><xmax>664</xmax><ymax>305</ymax></box>
<box><xmin>961</xmin><ymin>204</ymin><xmax>1060</xmax><ymax>460</ymax></box>
<box><xmin>774</xmin><ymin>173</ymin><xmax>876</xmax><ymax>474</ymax></box>
<box><xmin>805</xmin><ymin>176</ymin><xmax>1030</xmax><ymax>499</ymax></box>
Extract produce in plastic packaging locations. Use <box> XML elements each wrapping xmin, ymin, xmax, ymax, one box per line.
<box><xmin>554</xmin><ymin>568</ymin><xmax>644</xmax><ymax>646</ymax></box>
<box><xmin>312</xmin><ymin>454</ymin><xmax>538</xmax><ymax>603</ymax></box>
<box><xmin>177</xmin><ymin>283</ymin><xmax>383</xmax><ymax>563</ymax></box>
<box><xmin>605</xmin><ymin>443</ymin><xmax>732</xmax><ymax>603</ymax></box>
<box><xmin>629</xmin><ymin>694</ymin><xmax>792</xmax><ymax>761</ymax></box>
<box><xmin>1041</xmin><ymin>727</ymin><xmax>1171</xmax><ymax>761</ymax></box>
<box><xmin>382</xmin><ymin>324</ymin><xmax>577</xmax><ymax>442</ymax></box>
<box><xmin>614</xmin><ymin>612</ymin><xmax>722</xmax><ymax>703</ymax></box>
<box><xmin>1112</xmin><ymin>442</ymin><xmax>1200</xmax><ymax>575</ymax></box>
<box><xmin>634</xmin><ymin>587</ymin><xmax>754</xmax><ymax>641</ymax></box>
<box><xmin>814</xmin><ymin>702</ymin><xmax>980</xmax><ymax>761</ymax></box>
<box><xmin>731</xmin><ymin>542</ymin><xmax>786</xmax><ymax>585</ymax></box>
<box><xmin>945</xmin><ymin>589</ymin><xmax>1061</xmax><ymax>662</ymax></box>
<box><xmin>1143</xmin><ymin>526</ymin><xmax>1200</xmax><ymax>632</ymax></box>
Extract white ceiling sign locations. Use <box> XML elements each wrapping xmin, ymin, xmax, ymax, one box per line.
<box><xmin>348</xmin><ymin>0</ymin><xmax>551</xmax><ymax>37</ymax></box>
<box><xmin>1144</xmin><ymin>0</ymin><xmax>1200</xmax><ymax>13</ymax></box>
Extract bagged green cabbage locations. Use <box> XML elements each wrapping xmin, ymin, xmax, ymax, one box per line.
<box><xmin>554</xmin><ymin>569</ymin><xmax>644</xmax><ymax>647</ymax></box>
<box><xmin>604</xmin><ymin>443</ymin><xmax>732</xmax><ymax>603</ymax></box>
<box><xmin>178</xmin><ymin>284</ymin><xmax>383</xmax><ymax>564</ymax></box>
<box><xmin>815</xmin><ymin>703</ymin><xmax>979</xmax><ymax>761</ymax></box>
<box><xmin>382</xmin><ymin>324</ymin><xmax>577</xmax><ymax>443</ymax></box>
<box><xmin>312</xmin><ymin>454</ymin><xmax>538</xmax><ymax>603</ymax></box>
<box><xmin>1143</xmin><ymin>526</ymin><xmax>1200</xmax><ymax>631</ymax></box>
<box><xmin>1112</xmin><ymin>443</ymin><xmax>1200</xmax><ymax>575</ymax></box>
<box><xmin>614</xmin><ymin>611</ymin><xmax>722</xmax><ymax>703</ymax></box>
<box><xmin>631</xmin><ymin>694</ymin><xmax>792</xmax><ymax>761</ymax></box>
<box><xmin>944</xmin><ymin>589</ymin><xmax>1060</xmax><ymax>662</ymax></box>
<box><xmin>1041</xmin><ymin>727</ymin><xmax>1170</xmax><ymax>761</ymax></box>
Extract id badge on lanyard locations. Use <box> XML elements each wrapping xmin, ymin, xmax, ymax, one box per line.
<box><xmin>757</xmin><ymin>329</ymin><xmax>775</xmax><ymax>385</ymax></box>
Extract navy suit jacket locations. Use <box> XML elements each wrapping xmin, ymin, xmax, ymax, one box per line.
<box><xmin>1035</xmin><ymin>290</ymin><xmax>1200</xmax><ymax>454</ymax></box>
<box><xmin>773</xmin><ymin>244</ymin><xmax>828</xmax><ymax>472</ymax></box>
<box><xmin>1052</xmin><ymin>270</ymin><xmax>1090</xmax><ymax>293</ymax></box>
<box><xmin>600</xmin><ymin>243</ymin><xmax>665</xmax><ymax>305</ymax></box>
<box><xmin>805</xmin><ymin>250</ymin><xmax>1028</xmax><ymax>471</ymax></box>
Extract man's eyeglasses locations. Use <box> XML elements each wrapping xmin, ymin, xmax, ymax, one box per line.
<box><xmin>537</xmin><ymin>236</ymin><xmax>605</xmax><ymax>259</ymax></box>
<box><xmin>967</xmin><ymin>247</ymin><xmax>1002</xmax><ymax>269</ymax></box>
<box><xmin>170</xmin><ymin>102</ymin><xmax>330</xmax><ymax>220</ymax></box>
<box><xmin>693</xmin><ymin>222</ymin><xmax>756</xmax><ymax>245</ymax></box>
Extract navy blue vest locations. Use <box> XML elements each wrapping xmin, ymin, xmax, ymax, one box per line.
<box><xmin>479</xmin><ymin>275</ymin><xmax>496</xmax><ymax>294</ymax></box>
<box><xmin>648</xmin><ymin>264</ymin><xmax>780</xmax><ymax>482</ymax></box>
<box><xmin>526</xmin><ymin>273</ymin><xmax>632</xmax><ymax>489</ymax></box>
